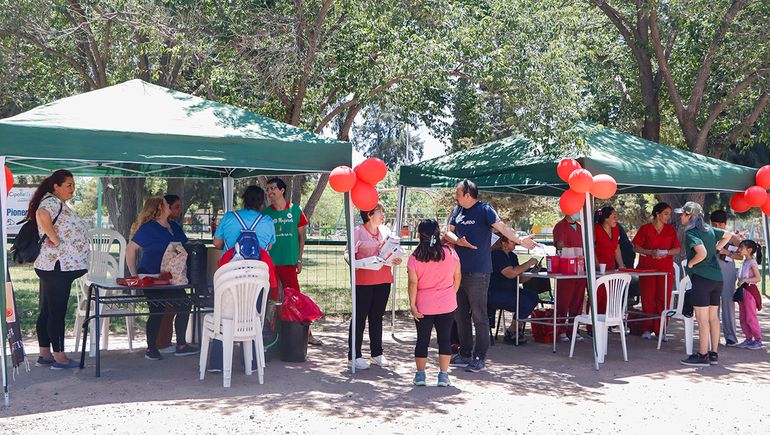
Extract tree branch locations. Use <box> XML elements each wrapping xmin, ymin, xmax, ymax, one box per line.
<box><xmin>699</xmin><ymin>63</ymin><xmax>770</xmax><ymax>143</ymax></box>
<box><xmin>589</xmin><ymin>0</ymin><xmax>636</xmax><ymax>47</ymax></box>
<box><xmin>649</xmin><ymin>3</ymin><xmax>687</xmax><ymax>126</ymax></box>
<box><xmin>689</xmin><ymin>0</ymin><xmax>748</xmax><ymax>114</ymax></box>
<box><xmin>725</xmin><ymin>89</ymin><xmax>770</xmax><ymax>145</ymax></box>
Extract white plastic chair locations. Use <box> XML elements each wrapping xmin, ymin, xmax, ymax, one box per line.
<box><xmin>74</xmin><ymin>229</ymin><xmax>134</xmax><ymax>354</ymax></box>
<box><xmin>570</xmin><ymin>273</ymin><xmax>631</xmax><ymax>363</ymax></box>
<box><xmin>200</xmin><ymin>261</ymin><xmax>270</xmax><ymax>387</ymax></box>
<box><xmin>657</xmin><ymin>274</ymin><xmax>695</xmax><ymax>355</ymax></box>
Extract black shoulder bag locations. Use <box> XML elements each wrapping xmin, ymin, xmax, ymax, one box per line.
<box><xmin>11</xmin><ymin>200</ymin><xmax>64</xmax><ymax>265</ymax></box>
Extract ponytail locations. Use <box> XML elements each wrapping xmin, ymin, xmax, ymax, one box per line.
<box><xmin>739</xmin><ymin>239</ymin><xmax>763</xmax><ymax>265</ymax></box>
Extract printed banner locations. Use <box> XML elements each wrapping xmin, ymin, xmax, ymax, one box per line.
<box><xmin>5</xmin><ymin>268</ymin><xmax>25</xmax><ymax>369</ymax></box>
<box><xmin>5</xmin><ymin>187</ymin><xmax>35</xmax><ymax>236</ymax></box>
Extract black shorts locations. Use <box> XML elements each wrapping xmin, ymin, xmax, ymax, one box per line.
<box><xmin>690</xmin><ymin>274</ymin><xmax>722</xmax><ymax>307</ymax></box>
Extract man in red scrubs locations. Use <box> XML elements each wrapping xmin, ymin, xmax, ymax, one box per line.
<box><xmin>553</xmin><ymin>213</ymin><xmax>587</xmax><ymax>342</ymax></box>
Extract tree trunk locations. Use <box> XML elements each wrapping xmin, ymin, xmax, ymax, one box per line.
<box><xmin>637</xmin><ymin>54</ymin><xmax>661</xmax><ymax>143</ymax></box>
<box><xmin>103</xmin><ymin>177</ymin><xmax>147</xmax><ymax>239</ymax></box>
<box><xmin>291</xmin><ymin>175</ymin><xmax>303</xmax><ymax>205</ymax></box>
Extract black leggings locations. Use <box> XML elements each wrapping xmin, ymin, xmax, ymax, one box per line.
<box><xmin>348</xmin><ymin>283</ymin><xmax>390</xmax><ymax>359</ymax></box>
<box><xmin>414</xmin><ymin>311</ymin><xmax>455</xmax><ymax>358</ymax></box>
<box><xmin>35</xmin><ymin>263</ymin><xmax>86</xmax><ymax>352</ymax></box>
<box><xmin>145</xmin><ymin>289</ymin><xmax>191</xmax><ymax>350</ymax></box>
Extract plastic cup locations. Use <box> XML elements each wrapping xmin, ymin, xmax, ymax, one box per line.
<box><xmin>599</xmin><ymin>263</ymin><xmax>607</xmax><ymax>274</ymax></box>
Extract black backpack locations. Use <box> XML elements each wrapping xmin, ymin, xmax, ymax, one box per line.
<box><xmin>11</xmin><ymin>200</ymin><xmax>63</xmax><ymax>265</ymax></box>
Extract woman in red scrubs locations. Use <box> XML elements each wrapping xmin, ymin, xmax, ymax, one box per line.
<box><xmin>593</xmin><ymin>206</ymin><xmax>626</xmax><ymax>316</ymax></box>
<box><xmin>632</xmin><ymin>202</ymin><xmax>681</xmax><ymax>339</ymax></box>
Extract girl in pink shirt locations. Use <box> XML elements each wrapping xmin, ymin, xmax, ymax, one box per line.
<box><xmin>407</xmin><ymin>220</ymin><xmax>461</xmax><ymax>387</ymax></box>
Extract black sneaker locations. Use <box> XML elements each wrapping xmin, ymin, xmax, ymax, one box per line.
<box><xmin>465</xmin><ymin>357</ymin><xmax>486</xmax><ymax>373</ymax></box>
<box><xmin>503</xmin><ymin>331</ymin><xmax>526</xmax><ymax>346</ymax></box>
<box><xmin>449</xmin><ymin>354</ymin><xmax>470</xmax><ymax>367</ymax></box>
<box><xmin>708</xmin><ymin>351</ymin><xmax>718</xmax><ymax>365</ymax></box>
<box><xmin>145</xmin><ymin>348</ymin><xmax>163</xmax><ymax>361</ymax></box>
<box><xmin>35</xmin><ymin>356</ymin><xmax>55</xmax><ymax>367</ymax></box>
<box><xmin>680</xmin><ymin>353</ymin><xmax>709</xmax><ymax>367</ymax></box>
<box><xmin>725</xmin><ymin>339</ymin><xmax>739</xmax><ymax>347</ymax></box>
<box><xmin>174</xmin><ymin>344</ymin><xmax>200</xmax><ymax>357</ymax></box>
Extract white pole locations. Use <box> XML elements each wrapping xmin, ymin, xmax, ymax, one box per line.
<box><xmin>580</xmin><ymin>192</ymin><xmax>600</xmax><ymax>370</ymax></box>
<box><xmin>345</xmin><ymin>193</ymin><xmax>357</xmax><ymax>374</ymax></box>
<box><xmin>222</xmin><ymin>175</ymin><xmax>234</xmax><ymax>212</ymax></box>
<box><xmin>0</xmin><ymin>156</ymin><xmax>10</xmax><ymax>406</ymax></box>
<box><xmin>391</xmin><ymin>185</ymin><xmax>407</xmax><ymax>340</ymax></box>
<box><xmin>763</xmin><ymin>215</ymin><xmax>769</xmax><ymax>294</ymax></box>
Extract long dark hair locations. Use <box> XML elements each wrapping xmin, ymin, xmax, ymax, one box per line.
<box><xmin>740</xmin><ymin>240</ymin><xmax>763</xmax><ymax>265</ymax></box>
<box><xmin>651</xmin><ymin>202</ymin><xmax>671</xmax><ymax>219</ymax></box>
<box><xmin>26</xmin><ymin>170</ymin><xmax>73</xmax><ymax>221</ymax></box>
<box><xmin>412</xmin><ymin>219</ymin><xmax>445</xmax><ymax>263</ymax></box>
<box><xmin>594</xmin><ymin>206</ymin><xmax>615</xmax><ymax>225</ymax></box>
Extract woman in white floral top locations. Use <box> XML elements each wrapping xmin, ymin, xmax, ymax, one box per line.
<box><xmin>29</xmin><ymin>170</ymin><xmax>89</xmax><ymax>370</ymax></box>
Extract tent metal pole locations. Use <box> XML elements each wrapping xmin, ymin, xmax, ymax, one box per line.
<box><xmin>581</xmin><ymin>192</ymin><xmax>600</xmax><ymax>370</ymax></box>
<box><xmin>344</xmin><ymin>193</ymin><xmax>357</xmax><ymax>374</ymax></box>
<box><xmin>391</xmin><ymin>185</ymin><xmax>413</xmax><ymax>344</ymax></box>
<box><xmin>96</xmin><ymin>178</ymin><xmax>103</xmax><ymax>228</ymax></box>
<box><xmin>763</xmin><ymin>215</ymin><xmax>769</xmax><ymax>296</ymax></box>
<box><xmin>222</xmin><ymin>176</ymin><xmax>234</xmax><ymax>212</ymax></box>
<box><xmin>1</xmin><ymin>156</ymin><xmax>10</xmax><ymax>406</ymax></box>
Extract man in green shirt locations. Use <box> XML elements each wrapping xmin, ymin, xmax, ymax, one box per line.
<box><xmin>676</xmin><ymin>202</ymin><xmax>732</xmax><ymax>367</ymax></box>
<box><xmin>264</xmin><ymin>178</ymin><xmax>321</xmax><ymax>345</ymax></box>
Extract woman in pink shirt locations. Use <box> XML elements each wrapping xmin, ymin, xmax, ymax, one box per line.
<box><xmin>346</xmin><ymin>203</ymin><xmax>402</xmax><ymax>370</ymax></box>
<box><xmin>407</xmin><ymin>220</ymin><xmax>461</xmax><ymax>387</ymax></box>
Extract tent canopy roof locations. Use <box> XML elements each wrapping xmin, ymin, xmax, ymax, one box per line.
<box><xmin>0</xmin><ymin>79</ymin><xmax>350</xmax><ymax>178</ymax></box>
<box><xmin>399</xmin><ymin>122</ymin><xmax>757</xmax><ymax>195</ymax></box>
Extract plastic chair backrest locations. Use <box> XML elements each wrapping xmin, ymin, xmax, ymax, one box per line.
<box><xmin>212</xmin><ymin>260</ymin><xmax>271</xmax><ymax>328</ymax></box>
<box><xmin>213</xmin><ymin>260</ymin><xmax>266</xmax><ymax>286</ymax></box>
<box><xmin>674</xmin><ymin>274</ymin><xmax>692</xmax><ymax>315</ymax></box>
<box><xmin>592</xmin><ymin>273</ymin><xmax>631</xmax><ymax>322</ymax></box>
<box><xmin>212</xmin><ymin>277</ymin><xmax>267</xmax><ymax>340</ymax></box>
<box><xmin>86</xmin><ymin>229</ymin><xmax>126</xmax><ymax>280</ymax></box>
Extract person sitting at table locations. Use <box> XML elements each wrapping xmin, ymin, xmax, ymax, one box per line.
<box><xmin>632</xmin><ymin>202</ymin><xmax>681</xmax><ymax>340</ymax></box>
<box><xmin>487</xmin><ymin>234</ymin><xmax>540</xmax><ymax>345</ymax></box>
<box><xmin>553</xmin><ymin>212</ymin><xmax>587</xmax><ymax>343</ymax></box>
<box><xmin>126</xmin><ymin>196</ymin><xmax>198</xmax><ymax>361</ymax></box>
<box><xmin>207</xmin><ymin>185</ymin><xmax>276</xmax><ymax>373</ymax></box>
<box><xmin>592</xmin><ymin>206</ymin><xmax>626</xmax><ymax>324</ymax></box>
<box><xmin>154</xmin><ymin>194</ymin><xmax>188</xmax><ymax>354</ymax></box>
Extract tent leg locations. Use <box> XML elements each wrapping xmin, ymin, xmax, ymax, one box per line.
<box><xmin>96</xmin><ymin>178</ymin><xmax>103</xmax><ymax>228</ymax></box>
<box><xmin>391</xmin><ymin>186</ymin><xmax>413</xmax><ymax>345</ymax></box>
<box><xmin>763</xmin><ymin>215</ymin><xmax>769</xmax><ymax>296</ymax></box>
<box><xmin>1</xmin><ymin>156</ymin><xmax>10</xmax><ymax>406</ymax></box>
<box><xmin>222</xmin><ymin>176</ymin><xmax>234</xmax><ymax>212</ymax></box>
<box><xmin>344</xmin><ymin>193</ymin><xmax>357</xmax><ymax>374</ymax></box>
<box><xmin>580</xmin><ymin>192</ymin><xmax>600</xmax><ymax>371</ymax></box>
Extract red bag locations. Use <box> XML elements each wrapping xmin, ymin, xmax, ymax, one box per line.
<box><xmin>280</xmin><ymin>287</ymin><xmax>323</xmax><ymax>323</ymax></box>
<box><xmin>530</xmin><ymin>308</ymin><xmax>555</xmax><ymax>343</ymax></box>
<box><xmin>116</xmin><ymin>275</ymin><xmax>171</xmax><ymax>287</ymax></box>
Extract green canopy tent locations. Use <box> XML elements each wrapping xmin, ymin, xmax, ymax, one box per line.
<box><xmin>395</xmin><ymin>121</ymin><xmax>768</xmax><ymax>369</ymax></box>
<box><xmin>0</xmin><ymin>79</ymin><xmax>353</xmax><ymax>404</ymax></box>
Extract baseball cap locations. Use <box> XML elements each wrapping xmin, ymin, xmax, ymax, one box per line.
<box><xmin>673</xmin><ymin>201</ymin><xmax>703</xmax><ymax>217</ymax></box>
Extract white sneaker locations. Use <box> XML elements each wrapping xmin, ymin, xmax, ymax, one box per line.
<box><xmin>371</xmin><ymin>354</ymin><xmax>387</xmax><ymax>367</ymax></box>
<box><xmin>352</xmin><ymin>357</ymin><xmax>370</xmax><ymax>370</ymax></box>
<box><xmin>641</xmin><ymin>331</ymin><xmax>653</xmax><ymax>340</ymax></box>
<box><xmin>559</xmin><ymin>333</ymin><xmax>570</xmax><ymax>342</ymax></box>
<box><xmin>575</xmin><ymin>333</ymin><xmax>585</xmax><ymax>342</ymax></box>
<box><xmin>158</xmin><ymin>345</ymin><xmax>176</xmax><ymax>354</ymax></box>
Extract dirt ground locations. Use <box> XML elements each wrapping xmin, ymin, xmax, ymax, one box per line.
<box><xmin>1</xmin><ymin>308</ymin><xmax>769</xmax><ymax>434</ymax></box>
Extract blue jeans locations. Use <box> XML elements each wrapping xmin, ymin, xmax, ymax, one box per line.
<box><xmin>487</xmin><ymin>287</ymin><xmax>539</xmax><ymax>325</ymax></box>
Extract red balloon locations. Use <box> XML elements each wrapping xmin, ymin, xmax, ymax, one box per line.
<box><xmin>559</xmin><ymin>189</ymin><xmax>585</xmax><ymax>215</ymax></box>
<box><xmin>756</xmin><ymin>165</ymin><xmax>770</xmax><ymax>190</ymax></box>
<box><xmin>351</xmin><ymin>180</ymin><xmax>379</xmax><ymax>211</ymax></box>
<box><xmin>744</xmin><ymin>185</ymin><xmax>767</xmax><ymax>207</ymax></box>
<box><xmin>329</xmin><ymin>166</ymin><xmax>357</xmax><ymax>193</ymax></box>
<box><xmin>730</xmin><ymin>192</ymin><xmax>751</xmax><ymax>213</ymax></box>
<box><xmin>761</xmin><ymin>196</ymin><xmax>770</xmax><ymax>216</ymax></box>
<box><xmin>557</xmin><ymin>159</ymin><xmax>582</xmax><ymax>183</ymax></box>
<box><xmin>590</xmin><ymin>174</ymin><xmax>617</xmax><ymax>199</ymax></box>
<box><xmin>568</xmin><ymin>169</ymin><xmax>593</xmax><ymax>194</ymax></box>
<box><xmin>354</xmin><ymin>158</ymin><xmax>388</xmax><ymax>185</ymax></box>
<box><xmin>4</xmin><ymin>166</ymin><xmax>12</xmax><ymax>195</ymax></box>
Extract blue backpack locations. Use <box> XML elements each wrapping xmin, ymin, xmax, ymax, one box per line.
<box><xmin>228</xmin><ymin>211</ymin><xmax>263</xmax><ymax>260</ymax></box>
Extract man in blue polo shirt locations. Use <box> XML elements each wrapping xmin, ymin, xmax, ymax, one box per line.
<box><xmin>447</xmin><ymin>180</ymin><xmax>537</xmax><ymax>372</ymax></box>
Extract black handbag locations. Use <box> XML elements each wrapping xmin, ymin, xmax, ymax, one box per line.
<box><xmin>682</xmin><ymin>289</ymin><xmax>694</xmax><ymax>318</ymax></box>
<box><xmin>11</xmin><ymin>200</ymin><xmax>63</xmax><ymax>265</ymax></box>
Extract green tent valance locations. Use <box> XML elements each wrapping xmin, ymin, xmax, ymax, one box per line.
<box><xmin>0</xmin><ymin>79</ymin><xmax>351</xmax><ymax>178</ymax></box>
<box><xmin>399</xmin><ymin>122</ymin><xmax>757</xmax><ymax>195</ymax></box>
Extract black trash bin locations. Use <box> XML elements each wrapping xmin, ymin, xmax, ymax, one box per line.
<box><xmin>280</xmin><ymin>321</ymin><xmax>310</xmax><ymax>362</ymax></box>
